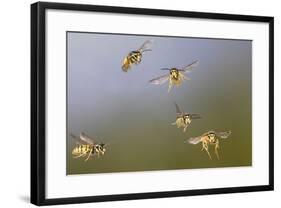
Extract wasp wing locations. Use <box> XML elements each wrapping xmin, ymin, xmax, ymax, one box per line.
<box><xmin>215</xmin><ymin>131</ymin><xmax>231</xmax><ymax>139</ymax></box>
<box><xmin>70</xmin><ymin>133</ymin><xmax>83</xmax><ymax>145</ymax></box>
<box><xmin>138</xmin><ymin>40</ymin><xmax>153</xmax><ymax>53</ymax></box>
<box><xmin>79</xmin><ymin>132</ymin><xmax>95</xmax><ymax>145</ymax></box>
<box><xmin>185</xmin><ymin>136</ymin><xmax>203</xmax><ymax>145</ymax></box>
<box><xmin>180</xmin><ymin>60</ymin><xmax>199</xmax><ymax>72</ymax></box>
<box><xmin>149</xmin><ymin>74</ymin><xmax>169</xmax><ymax>85</ymax></box>
<box><xmin>174</xmin><ymin>102</ymin><xmax>182</xmax><ymax>115</ymax></box>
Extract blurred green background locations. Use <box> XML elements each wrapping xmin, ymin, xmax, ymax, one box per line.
<box><xmin>67</xmin><ymin>32</ymin><xmax>252</xmax><ymax>175</ymax></box>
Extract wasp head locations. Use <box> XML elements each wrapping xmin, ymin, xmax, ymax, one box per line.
<box><xmin>183</xmin><ymin>114</ymin><xmax>191</xmax><ymax>124</ymax></box>
<box><xmin>97</xmin><ymin>143</ymin><xmax>106</xmax><ymax>155</ymax></box>
<box><xmin>208</xmin><ymin>133</ymin><xmax>216</xmax><ymax>143</ymax></box>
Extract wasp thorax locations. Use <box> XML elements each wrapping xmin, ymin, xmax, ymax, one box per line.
<box><xmin>170</xmin><ymin>68</ymin><xmax>179</xmax><ymax>79</ymax></box>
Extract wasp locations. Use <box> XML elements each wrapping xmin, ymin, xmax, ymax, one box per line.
<box><xmin>149</xmin><ymin>60</ymin><xmax>198</xmax><ymax>92</ymax></box>
<box><xmin>186</xmin><ymin>130</ymin><xmax>231</xmax><ymax>160</ymax></box>
<box><xmin>70</xmin><ymin>132</ymin><xmax>107</xmax><ymax>161</ymax></box>
<box><xmin>172</xmin><ymin>102</ymin><xmax>201</xmax><ymax>132</ymax></box>
<box><xmin>122</xmin><ymin>40</ymin><xmax>153</xmax><ymax>72</ymax></box>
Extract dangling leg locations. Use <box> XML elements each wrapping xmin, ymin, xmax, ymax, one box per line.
<box><xmin>202</xmin><ymin>142</ymin><xmax>212</xmax><ymax>160</ymax></box>
<box><xmin>215</xmin><ymin>141</ymin><xmax>220</xmax><ymax>160</ymax></box>
<box><xmin>85</xmin><ymin>148</ymin><xmax>93</xmax><ymax>161</ymax></box>
<box><xmin>168</xmin><ymin>80</ymin><xmax>173</xmax><ymax>93</ymax></box>
<box><xmin>182</xmin><ymin>74</ymin><xmax>191</xmax><ymax>81</ymax></box>
<box><xmin>201</xmin><ymin>142</ymin><xmax>205</xmax><ymax>151</ymax></box>
<box><xmin>183</xmin><ymin>123</ymin><xmax>190</xmax><ymax>132</ymax></box>
<box><xmin>205</xmin><ymin>147</ymin><xmax>212</xmax><ymax>160</ymax></box>
<box><xmin>73</xmin><ymin>152</ymin><xmax>87</xmax><ymax>158</ymax></box>
<box><xmin>94</xmin><ymin>147</ymin><xmax>100</xmax><ymax>158</ymax></box>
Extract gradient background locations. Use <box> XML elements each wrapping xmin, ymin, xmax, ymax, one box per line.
<box><xmin>67</xmin><ymin>32</ymin><xmax>252</xmax><ymax>175</ymax></box>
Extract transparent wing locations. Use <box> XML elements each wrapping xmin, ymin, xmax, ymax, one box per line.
<box><xmin>160</xmin><ymin>68</ymin><xmax>170</xmax><ymax>71</ymax></box>
<box><xmin>138</xmin><ymin>40</ymin><xmax>153</xmax><ymax>53</ymax></box>
<box><xmin>174</xmin><ymin>102</ymin><xmax>182</xmax><ymax>115</ymax></box>
<box><xmin>149</xmin><ymin>74</ymin><xmax>169</xmax><ymax>85</ymax></box>
<box><xmin>70</xmin><ymin>133</ymin><xmax>82</xmax><ymax>145</ymax></box>
<box><xmin>180</xmin><ymin>60</ymin><xmax>199</xmax><ymax>72</ymax></box>
<box><xmin>189</xmin><ymin>114</ymin><xmax>202</xmax><ymax>119</ymax></box>
<box><xmin>79</xmin><ymin>132</ymin><xmax>95</xmax><ymax>145</ymax></box>
<box><xmin>205</xmin><ymin>130</ymin><xmax>215</xmax><ymax>135</ymax></box>
<box><xmin>185</xmin><ymin>136</ymin><xmax>202</xmax><ymax>145</ymax></box>
<box><xmin>215</xmin><ymin>131</ymin><xmax>231</xmax><ymax>139</ymax></box>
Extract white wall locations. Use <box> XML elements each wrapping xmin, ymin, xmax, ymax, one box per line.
<box><xmin>0</xmin><ymin>0</ymin><xmax>279</xmax><ymax>207</ymax></box>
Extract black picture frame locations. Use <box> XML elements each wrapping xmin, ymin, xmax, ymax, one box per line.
<box><xmin>31</xmin><ymin>1</ymin><xmax>274</xmax><ymax>206</ymax></box>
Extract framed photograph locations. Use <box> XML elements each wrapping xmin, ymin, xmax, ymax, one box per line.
<box><xmin>31</xmin><ymin>2</ymin><xmax>274</xmax><ymax>205</ymax></box>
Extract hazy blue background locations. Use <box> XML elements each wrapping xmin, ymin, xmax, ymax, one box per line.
<box><xmin>67</xmin><ymin>32</ymin><xmax>252</xmax><ymax>175</ymax></box>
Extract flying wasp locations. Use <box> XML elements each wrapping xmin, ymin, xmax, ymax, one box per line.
<box><xmin>71</xmin><ymin>132</ymin><xmax>107</xmax><ymax>162</ymax></box>
<box><xmin>122</xmin><ymin>40</ymin><xmax>153</xmax><ymax>72</ymax></box>
<box><xmin>185</xmin><ymin>130</ymin><xmax>231</xmax><ymax>160</ymax></box>
<box><xmin>172</xmin><ymin>102</ymin><xmax>201</xmax><ymax>132</ymax></box>
<box><xmin>149</xmin><ymin>60</ymin><xmax>198</xmax><ymax>92</ymax></box>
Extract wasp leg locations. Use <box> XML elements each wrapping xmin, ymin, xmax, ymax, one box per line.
<box><xmin>202</xmin><ymin>142</ymin><xmax>212</xmax><ymax>160</ymax></box>
<box><xmin>182</xmin><ymin>74</ymin><xmax>191</xmax><ymax>81</ymax></box>
<box><xmin>215</xmin><ymin>141</ymin><xmax>220</xmax><ymax>160</ymax></box>
<box><xmin>171</xmin><ymin>121</ymin><xmax>177</xmax><ymax>125</ymax></box>
<box><xmin>205</xmin><ymin>148</ymin><xmax>212</xmax><ymax>160</ymax></box>
<box><xmin>73</xmin><ymin>152</ymin><xmax>87</xmax><ymax>159</ymax></box>
<box><xmin>183</xmin><ymin>125</ymin><xmax>188</xmax><ymax>132</ymax></box>
<box><xmin>168</xmin><ymin>79</ymin><xmax>173</xmax><ymax>93</ymax></box>
<box><xmin>85</xmin><ymin>149</ymin><xmax>93</xmax><ymax>161</ymax></box>
<box><xmin>201</xmin><ymin>142</ymin><xmax>205</xmax><ymax>151</ymax></box>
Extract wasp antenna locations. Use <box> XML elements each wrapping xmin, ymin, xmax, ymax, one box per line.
<box><xmin>142</xmin><ymin>49</ymin><xmax>152</xmax><ymax>52</ymax></box>
<box><xmin>70</xmin><ymin>133</ymin><xmax>77</xmax><ymax>138</ymax></box>
<box><xmin>183</xmin><ymin>139</ymin><xmax>189</xmax><ymax>144</ymax></box>
<box><xmin>174</xmin><ymin>102</ymin><xmax>182</xmax><ymax>114</ymax></box>
<box><xmin>191</xmin><ymin>60</ymin><xmax>199</xmax><ymax>66</ymax></box>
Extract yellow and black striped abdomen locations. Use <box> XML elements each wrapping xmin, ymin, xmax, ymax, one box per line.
<box><xmin>129</xmin><ymin>51</ymin><xmax>142</xmax><ymax>63</ymax></box>
<box><xmin>72</xmin><ymin>144</ymin><xmax>92</xmax><ymax>156</ymax></box>
<box><xmin>122</xmin><ymin>51</ymin><xmax>142</xmax><ymax>72</ymax></box>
